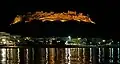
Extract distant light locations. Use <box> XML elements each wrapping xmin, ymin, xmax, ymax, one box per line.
<box><xmin>98</xmin><ymin>42</ymin><xmax>101</xmax><ymax>44</ymax></box>
<box><xmin>118</xmin><ymin>42</ymin><xmax>119</xmax><ymax>44</ymax></box>
<box><xmin>13</xmin><ymin>36</ymin><xmax>16</xmax><ymax>38</ymax></box>
<box><xmin>78</xmin><ymin>38</ymin><xmax>81</xmax><ymax>40</ymax></box>
<box><xmin>2</xmin><ymin>39</ymin><xmax>6</xmax><ymax>42</ymax></box>
<box><xmin>3</xmin><ymin>42</ymin><xmax>6</xmax><ymax>44</ymax></box>
<box><xmin>91</xmin><ymin>21</ymin><xmax>96</xmax><ymax>24</ymax></box>
<box><xmin>52</xmin><ymin>38</ymin><xmax>55</xmax><ymax>40</ymax></box>
<box><xmin>90</xmin><ymin>42</ymin><xmax>92</xmax><ymax>44</ymax></box>
<box><xmin>77</xmin><ymin>20</ymin><xmax>80</xmax><ymax>22</ymax></box>
<box><xmin>61</xmin><ymin>20</ymin><xmax>67</xmax><ymax>22</ymax></box>
<box><xmin>9</xmin><ymin>41</ymin><xmax>12</xmax><ymax>43</ymax></box>
<box><xmin>57</xmin><ymin>41</ymin><xmax>60</xmax><ymax>42</ymax></box>
<box><xmin>17</xmin><ymin>40</ymin><xmax>20</xmax><ymax>42</ymax></box>
<box><xmin>25</xmin><ymin>21</ymin><xmax>29</xmax><ymax>23</ymax></box>
<box><xmin>50</xmin><ymin>42</ymin><xmax>52</xmax><ymax>44</ymax></box>
<box><xmin>102</xmin><ymin>40</ymin><xmax>106</xmax><ymax>42</ymax></box>
<box><xmin>42</xmin><ymin>20</ymin><xmax>46</xmax><ymax>22</ymax></box>
<box><xmin>65</xmin><ymin>41</ymin><xmax>68</xmax><ymax>45</ymax></box>
<box><xmin>50</xmin><ymin>20</ymin><xmax>54</xmax><ymax>21</ymax></box>
<box><xmin>68</xmin><ymin>36</ymin><xmax>71</xmax><ymax>39</ymax></box>
<box><xmin>25</xmin><ymin>37</ymin><xmax>30</xmax><ymax>40</ymax></box>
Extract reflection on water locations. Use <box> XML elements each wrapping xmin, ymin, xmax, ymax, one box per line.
<box><xmin>0</xmin><ymin>48</ymin><xmax>20</xmax><ymax>64</ymax></box>
<box><xmin>0</xmin><ymin>47</ymin><xmax>120</xmax><ymax>64</ymax></box>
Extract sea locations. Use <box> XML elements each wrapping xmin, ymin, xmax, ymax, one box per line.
<box><xmin>0</xmin><ymin>45</ymin><xmax>120</xmax><ymax>64</ymax></box>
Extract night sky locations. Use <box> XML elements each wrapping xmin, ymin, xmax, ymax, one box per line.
<box><xmin>0</xmin><ymin>0</ymin><xmax>120</xmax><ymax>38</ymax></box>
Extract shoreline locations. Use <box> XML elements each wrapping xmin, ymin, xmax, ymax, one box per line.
<box><xmin>0</xmin><ymin>45</ymin><xmax>119</xmax><ymax>48</ymax></box>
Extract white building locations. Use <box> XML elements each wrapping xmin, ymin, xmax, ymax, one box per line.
<box><xmin>0</xmin><ymin>32</ymin><xmax>16</xmax><ymax>45</ymax></box>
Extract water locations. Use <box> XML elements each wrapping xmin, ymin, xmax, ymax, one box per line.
<box><xmin>0</xmin><ymin>47</ymin><xmax>120</xmax><ymax>64</ymax></box>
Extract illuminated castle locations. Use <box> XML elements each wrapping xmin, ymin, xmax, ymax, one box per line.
<box><xmin>10</xmin><ymin>11</ymin><xmax>95</xmax><ymax>25</ymax></box>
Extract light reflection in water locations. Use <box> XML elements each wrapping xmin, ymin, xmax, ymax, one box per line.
<box><xmin>32</xmin><ymin>48</ymin><xmax>34</xmax><ymax>61</ymax></box>
<box><xmin>26</xmin><ymin>49</ymin><xmax>28</xmax><ymax>64</ymax></box>
<box><xmin>0</xmin><ymin>47</ymin><xmax>119</xmax><ymax>64</ymax></box>
<box><xmin>65</xmin><ymin>48</ymin><xmax>71</xmax><ymax>64</ymax></box>
<box><xmin>1</xmin><ymin>48</ymin><xmax>6</xmax><ymax>62</ymax></box>
<box><xmin>111</xmin><ymin>48</ymin><xmax>114</xmax><ymax>63</ymax></box>
<box><xmin>90</xmin><ymin>48</ymin><xmax>92</xmax><ymax>63</ymax></box>
<box><xmin>102</xmin><ymin>48</ymin><xmax>104</xmax><ymax>62</ymax></box>
<box><xmin>46</xmin><ymin>48</ymin><xmax>48</xmax><ymax>64</ymax></box>
<box><xmin>98</xmin><ymin>48</ymin><xmax>100</xmax><ymax>63</ymax></box>
<box><xmin>112</xmin><ymin>48</ymin><xmax>113</xmax><ymax>58</ymax></box>
<box><xmin>17</xmin><ymin>48</ymin><xmax>20</xmax><ymax>63</ymax></box>
<box><xmin>118</xmin><ymin>48</ymin><xmax>119</xmax><ymax>59</ymax></box>
<box><xmin>83</xmin><ymin>48</ymin><xmax>85</xmax><ymax>63</ymax></box>
<box><xmin>118</xmin><ymin>48</ymin><xmax>120</xmax><ymax>63</ymax></box>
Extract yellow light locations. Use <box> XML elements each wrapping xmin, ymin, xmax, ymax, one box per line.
<box><xmin>60</xmin><ymin>20</ymin><xmax>67</xmax><ymax>22</ymax></box>
<box><xmin>42</xmin><ymin>20</ymin><xmax>46</xmax><ymax>22</ymax></box>
<box><xmin>10</xmin><ymin>11</ymin><xmax>95</xmax><ymax>24</ymax></box>
<box><xmin>40</xmin><ymin>18</ymin><xmax>45</xmax><ymax>20</ymax></box>
<box><xmin>49</xmin><ymin>20</ymin><xmax>54</xmax><ymax>21</ymax></box>
<box><xmin>12</xmin><ymin>15</ymin><xmax>22</xmax><ymax>24</ymax></box>
<box><xmin>77</xmin><ymin>20</ymin><xmax>81</xmax><ymax>22</ymax></box>
<box><xmin>78</xmin><ymin>38</ymin><xmax>81</xmax><ymax>40</ymax></box>
<box><xmin>91</xmin><ymin>21</ymin><xmax>96</xmax><ymax>24</ymax></box>
<box><xmin>3</xmin><ymin>42</ymin><xmax>6</xmax><ymax>44</ymax></box>
<box><xmin>2</xmin><ymin>39</ymin><xmax>6</xmax><ymax>42</ymax></box>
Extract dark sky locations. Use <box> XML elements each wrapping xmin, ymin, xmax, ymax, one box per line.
<box><xmin>0</xmin><ymin>0</ymin><xmax>120</xmax><ymax>38</ymax></box>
